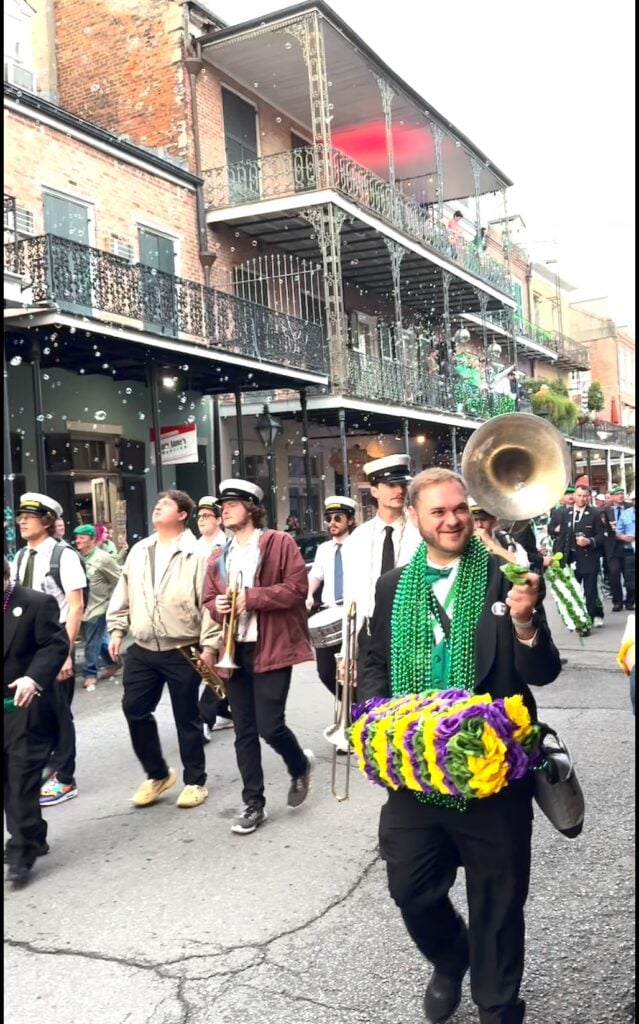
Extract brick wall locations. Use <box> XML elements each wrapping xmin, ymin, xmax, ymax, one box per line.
<box><xmin>53</xmin><ymin>0</ymin><xmax>195</xmax><ymax>169</ymax></box>
<box><xmin>4</xmin><ymin>107</ymin><xmax>202</xmax><ymax>282</ymax></box>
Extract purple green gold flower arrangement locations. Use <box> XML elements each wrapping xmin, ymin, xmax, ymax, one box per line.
<box><xmin>347</xmin><ymin>688</ymin><xmax>542</xmax><ymax>800</ymax></box>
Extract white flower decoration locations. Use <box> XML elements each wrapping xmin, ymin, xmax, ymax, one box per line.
<box><xmin>12</xmin><ymin>607</ymin><xmax>23</xmax><ymax>617</ymax></box>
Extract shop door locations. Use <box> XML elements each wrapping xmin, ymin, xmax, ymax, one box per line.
<box><xmin>43</xmin><ymin>193</ymin><xmax>92</xmax><ymax>315</ymax></box>
<box><xmin>91</xmin><ymin>477</ymin><xmax>120</xmax><ymax>526</ymax></box>
<box><xmin>138</xmin><ymin>228</ymin><xmax>176</xmax><ymax>335</ymax></box>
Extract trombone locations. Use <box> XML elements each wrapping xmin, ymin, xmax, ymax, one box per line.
<box><xmin>216</xmin><ymin>571</ymin><xmax>244</xmax><ymax>672</ymax></box>
<box><xmin>323</xmin><ymin>601</ymin><xmax>357</xmax><ymax>802</ymax></box>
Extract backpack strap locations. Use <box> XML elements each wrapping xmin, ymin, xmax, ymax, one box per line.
<box><xmin>14</xmin><ymin>547</ymin><xmax>26</xmax><ymax>580</ymax></box>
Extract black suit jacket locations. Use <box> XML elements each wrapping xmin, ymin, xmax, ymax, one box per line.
<box><xmin>4</xmin><ymin>584</ymin><xmax>69</xmax><ymax>700</ymax></box>
<box><xmin>601</xmin><ymin>504</ymin><xmax>631</xmax><ymax>560</ymax></box>
<box><xmin>360</xmin><ymin>555</ymin><xmax>561</xmax><ymax>721</ymax></box>
<box><xmin>554</xmin><ymin>504</ymin><xmax>605</xmax><ymax>573</ymax></box>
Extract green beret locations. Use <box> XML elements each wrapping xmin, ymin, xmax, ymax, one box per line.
<box><xmin>564</xmin><ymin>486</ymin><xmax>575</xmax><ymax>494</ymax></box>
<box><xmin>610</xmin><ymin>486</ymin><xmax>624</xmax><ymax>495</ymax></box>
<box><xmin>74</xmin><ymin>524</ymin><xmax>96</xmax><ymax>537</ymax></box>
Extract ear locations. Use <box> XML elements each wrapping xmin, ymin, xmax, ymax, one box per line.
<box><xmin>370</xmin><ymin>485</ymin><xmax>379</xmax><ymax>502</ymax></box>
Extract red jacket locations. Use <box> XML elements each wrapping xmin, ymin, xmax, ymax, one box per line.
<box><xmin>202</xmin><ymin>529</ymin><xmax>313</xmax><ymax>673</ymax></box>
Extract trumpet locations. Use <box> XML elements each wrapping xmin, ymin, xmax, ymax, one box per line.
<box><xmin>323</xmin><ymin>601</ymin><xmax>357</xmax><ymax>802</ymax></box>
<box><xmin>216</xmin><ymin>571</ymin><xmax>244</xmax><ymax>672</ymax></box>
<box><xmin>178</xmin><ymin>645</ymin><xmax>227</xmax><ymax>701</ymax></box>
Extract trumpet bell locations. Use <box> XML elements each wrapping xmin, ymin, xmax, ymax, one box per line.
<box><xmin>461</xmin><ymin>413</ymin><xmax>571</xmax><ymax>521</ymax></box>
<box><xmin>216</xmin><ymin>652</ymin><xmax>239</xmax><ymax>671</ymax></box>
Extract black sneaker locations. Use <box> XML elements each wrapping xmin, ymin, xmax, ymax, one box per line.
<box><xmin>231</xmin><ymin>804</ymin><xmax>267</xmax><ymax>835</ymax></box>
<box><xmin>287</xmin><ymin>749</ymin><xmax>315</xmax><ymax>808</ymax></box>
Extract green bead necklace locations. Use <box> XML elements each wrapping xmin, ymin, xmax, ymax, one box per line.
<box><xmin>390</xmin><ymin>535</ymin><xmax>490</xmax><ymax>810</ymax></box>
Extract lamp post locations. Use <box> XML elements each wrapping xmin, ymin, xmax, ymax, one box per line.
<box><xmin>255</xmin><ymin>404</ymin><xmax>282</xmax><ymax>528</ymax></box>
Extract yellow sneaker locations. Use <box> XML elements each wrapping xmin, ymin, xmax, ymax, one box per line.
<box><xmin>176</xmin><ymin>784</ymin><xmax>208</xmax><ymax>808</ymax></box>
<box><xmin>131</xmin><ymin>769</ymin><xmax>177</xmax><ymax>807</ymax></box>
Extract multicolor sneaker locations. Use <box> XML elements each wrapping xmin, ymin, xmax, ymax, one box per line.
<box><xmin>40</xmin><ymin>776</ymin><xmax>78</xmax><ymax>806</ymax></box>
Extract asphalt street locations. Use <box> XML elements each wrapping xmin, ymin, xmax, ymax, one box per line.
<box><xmin>4</xmin><ymin>600</ymin><xmax>636</xmax><ymax>1024</ymax></box>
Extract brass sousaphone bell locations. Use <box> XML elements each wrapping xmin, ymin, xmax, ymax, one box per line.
<box><xmin>461</xmin><ymin>412</ymin><xmax>571</xmax><ymax>521</ymax></box>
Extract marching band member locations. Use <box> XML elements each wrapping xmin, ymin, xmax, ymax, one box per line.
<box><xmin>361</xmin><ymin>468</ymin><xmax>561</xmax><ymax>1024</ymax></box>
<box><xmin>202</xmin><ymin>480</ymin><xmax>314</xmax><ymax>836</ymax></box>
<box><xmin>306</xmin><ymin>495</ymin><xmax>358</xmax><ymax>699</ymax></box>
<box><xmin>195</xmin><ymin>496</ymin><xmax>233</xmax><ymax>738</ymax></box>
<box><xmin>341</xmin><ymin>454</ymin><xmax>421</xmax><ymax>678</ymax></box>
<box><xmin>469</xmin><ymin>500</ymin><xmax>530</xmax><ymax>567</ymax></box>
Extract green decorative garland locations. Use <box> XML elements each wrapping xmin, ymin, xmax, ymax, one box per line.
<box><xmin>389</xmin><ymin>537</ymin><xmax>490</xmax><ymax>811</ymax></box>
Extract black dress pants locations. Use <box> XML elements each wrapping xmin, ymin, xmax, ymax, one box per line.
<box><xmin>574</xmin><ymin>568</ymin><xmax>601</xmax><ymax>622</ymax></box>
<box><xmin>44</xmin><ymin>667</ymin><xmax>77</xmax><ymax>786</ymax></box>
<box><xmin>379</xmin><ymin>785</ymin><xmax>533</xmax><ymax>1024</ymax></box>
<box><xmin>609</xmin><ymin>552</ymin><xmax>636</xmax><ymax>608</ymax></box>
<box><xmin>198</xmin><ymin>685</ymin><xmax>232</xmax><ymax>728</ymax></box>
<box><xmin>4</xmin><ymin>706</ymin><xmax>55</xmax><ymax>868</ymax></box>
<box><xmin>315</xmin><ymin>642</ymin><xmax>342</xmax><ymax>700</ymax></box>
<box><xmin>225</xmin><ymin>643</ymin><xmax>308</xmax><ymax>809</ymax></box>
<box><xmin>121</xmin><ymin>644</ymin><xmax>206</xmax><ymax>787</ymax></box>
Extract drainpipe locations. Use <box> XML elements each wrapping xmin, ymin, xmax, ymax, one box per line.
<box><xmin>147</xmin><ymin>360</ymin><xmax>165</xmax><ymax>494</ymax></box>
<box><xmin>184</xmin><ymin>42</ymin><xmax>217</xmax><ymax>287</ymax></box>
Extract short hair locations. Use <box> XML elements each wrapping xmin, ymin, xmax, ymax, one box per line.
<box><xmin>575</xmin><ymin>485</ymin><xmax>590</xmax><ymax>495</ymax></box>
<box><xmin>4</xmin><ymin>556</ymin><xmax>10</xmax><ymax>579</ymax></box>
<box><xmin>158</xmin><ymin>489</ymin><xmax>196</xmax><ymax>520</ymax></box>
<box><xmin>408</xmin><ymin>467</ymin><xmax>468</xmax><ymax>508</ymax></box>
<box><xmin>453</xmin><ymin>210</ymin><xmax>463</xmax><ymax>218</ymax></box>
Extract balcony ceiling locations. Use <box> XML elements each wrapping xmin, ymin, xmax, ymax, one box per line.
<box><xmin>222</xmin><ymin>210</ymin><xmax>507</xmax><ymax>321</ymax></box>
<box><xmin>201</xmin><ymin>10</ymin><xmax>508</xmax><ymax>201</ymax></box>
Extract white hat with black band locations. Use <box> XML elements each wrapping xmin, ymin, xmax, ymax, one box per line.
<box><xmin>18</xmin><ymin>492</ymin><xmax>63</xmax><ymax>519</ymax></box>
<box><xmin>324</xmin><ymin>495</ymin><xmax>357</xmax><ymax>516</ymax></box>
<box><xmin>363</xmin><ymin>454</ymin><xmax>411</xmax><ymax>486</ymax></box>
<box><xmin>218</xmin><ymin>479</ymin><xmax>264</xmax><ymax>506</ymax></box>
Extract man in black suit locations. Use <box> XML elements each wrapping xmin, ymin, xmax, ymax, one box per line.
<box><xmin>4</xmin><ymin>557</ymin><xmax>69</xmax><ymax>884</ymax></box>
<box><xmin>603</xmin><ymin>486</ymin><xmax>634</xmax><ymax>611</ymax></box>
<box><xmin>553</xmin><ymin>484</ymin><xmax>605</xmax><ymax>634</ymax></box>
<box><xmin>361</xmin><ymin>468</ymin><xmax>561</xmax><ymax>1024</ymax></box>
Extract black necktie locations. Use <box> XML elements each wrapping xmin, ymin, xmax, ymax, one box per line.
<box><xmin>22</xmin><ymin>549</ymin><xmax>37</xmax><ymax>589</ymax></box>
<box><xmin>381</xmin><ymin>526</ymin><xmax>395</xmax><ymax>575</ymax></box>
<box><xmin>615</xmin><ymin>507</ymin><xmax>622</xmax><ymax>524</ymax></box>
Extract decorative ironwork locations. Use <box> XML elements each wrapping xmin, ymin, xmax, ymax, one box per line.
<box><xmin>282</xmin><ymin>13</ymin><xmax>332</xmax><ymax>188</ymax></box>
<box><xmin>202</xmin><ymin>145</ymin><xmax>515</xmax><ymax>298</ymax></box>
<box><xmin>6</xmin><ymin>234</ymin><xmax>327</xmax><ymax>375</ymax></box>
<box><xmin>4</xmin><ymin>194</ymin><xmax>18</xmax><ymax>273</ymax></box>
<box><xmin>232</xmin><ymin>252</ymin><xmax>323</xmax><ymax>324</ymax></box>
<box><xmin>429</xmin><ymin>122</ymin><xmax>445</xmax><ymax>222</ymax></box>
<box><xmin>376</xmin><ymin>76</ymin><xmax>396</xmax><ymax>187</ymax></box>
<box><xmin>300</xmin><ymin>204</ymin><xmax>346</xmax><ymax>387</ymax></box>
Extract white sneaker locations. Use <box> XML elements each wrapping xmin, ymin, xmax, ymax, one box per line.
<box><xmin>211</xmin><ymin>718</ymin><xmax>234</xmax><ymax>731</ymax></box>
<box><xmin>203</xmin><ymin>725</ymin><xmax>213</xmax><ymax>744</ymax></box>
<box><xmin>593</xmin><ymin>617</ymin><xmax>604</xmax><ymax>628</ymax></box>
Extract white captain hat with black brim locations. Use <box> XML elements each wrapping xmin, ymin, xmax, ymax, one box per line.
<box><xmin>18</xmin><ymin>492</ymin><xmax>63</xmax><ymax>518</ymax></box>
<box><xmin>324</xmin><ymin>495</ymin><xmax>358</xmax><ymax>515</ymax></box>
<box><xmin>218</xmin><ymin>479</ymin><xmax>264</xmax><ymax>506</ymax></box>
<box><xmin>363</xmin><ymin>454</ymin><xmax>411</xmax><ymax>486</ymax></box>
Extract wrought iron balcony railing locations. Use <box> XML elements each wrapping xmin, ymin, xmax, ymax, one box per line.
<box><xmin>3</xmin><ymin>193</ymin><xmax>19</xmax><ymax>272</ymax></box>
<box><xmin>202</xmin><ymin>146</ymin><xmax>515</xmax><ymax>299</ymax></box>
<box><xmin>569</xmin><ymin>421</ymin><xmax>635</xmax><ymax>449</ymax></box>
<box><xmin>346</xmin><ymin>350</ymin><xmax>516</xmax><ymax>419</ymax></box>
<box><xmin>485</xmin><ymin>309</ymin><xmax>590</xmax><ymax>369</ymax></box>
<box><xmin>3</xmin><ymin>234</ymin><xmax>327</xmax><ymax>375</ymax></box>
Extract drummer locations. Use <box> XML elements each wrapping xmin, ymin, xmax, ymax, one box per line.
<box><xmin>341</xmin><ymin>454</ymin><xmax>421</xmax><ymax>681</ymax></box>
<box><xmin>306</xmin><ymin>496</ymin><xmax>358</xmax><ymax>699</ymax></box>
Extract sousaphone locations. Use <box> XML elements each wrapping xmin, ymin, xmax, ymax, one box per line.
<box><xmin>461</xmin><ymin>412</ymin><xmax>571</xmax><ymax>521</ymax></box>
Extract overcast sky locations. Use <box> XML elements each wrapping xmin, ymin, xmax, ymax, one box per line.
<box><xmin>210</xmin><ymin>0</ymin><xmax>635</xmax><ymax>332</ymax></box>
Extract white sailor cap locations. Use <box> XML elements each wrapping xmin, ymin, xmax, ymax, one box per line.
<box><xmin>197</xmin><ymin>495</ymin><xmax>222</xmax><ymax>515</ymax></box>
<box><xmin>324</xmin><ymin>495</ymin><xmax>357</xmax><ymax>516</ymax></box>
<box><xmin>468</xmin><ymin>497</ymin><xmax>494</xmax><ymax>516</ymax></box>
<box><xmin>363</xmin><ymin>454</ymin><xmax>411</xmax><ymax>486</ymax></box>
<box><xmin>18</xmin><ymin>492</ymin><xmax>63</xmax><ymax>518</ymax></box>
<box><xmin>218</xmin><ymin>479</ymin><xmax>264</xmax><ymax>506</ymax></box>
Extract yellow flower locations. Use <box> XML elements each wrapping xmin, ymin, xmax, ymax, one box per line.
<box><xmin>467</xmin><ymin>723</ymin><xmax>509</xmax><ymax>797</ymax></box>
<box><xmin>393</xmin><ymin>710</ymin><xmax>425</xmax><ymax>791</ymax></box>
<box><xmin>503</xmin><ymin>694</ymin><xmax>532</xmax><ymax>742</ymax></box>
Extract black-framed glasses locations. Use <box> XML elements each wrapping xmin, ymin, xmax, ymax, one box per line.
<box><xmin>325</xmin><ymin>513</ymin><xmax>346</xmax><ymax>522</ymax></box>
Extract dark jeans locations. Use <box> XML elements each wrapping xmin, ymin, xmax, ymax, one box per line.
<box><xmin>121</xmin><ymin>644</ymin><xmax>206</xmax><ymax>787</ymax></box>
<box><xmin>574</xmin><ymin>568</ymin><xmax>601</xmax><ymax>622</ymax></box>
<box><xmin>198</xmin><ymin>684</ymin><xmax>232</xmax><ymax>728</ymax></box>
<box><xmin>4</xmin><ymin>706</ymin><xmax>54</xmax><ymax>868</ymax></box>
<box><xmin>609</xmin><ymin>552</ymin><xmax>635</xmax><ymax>608</ymax></box>
<box><xmin>225</xmin><ymin>643</ymin><xmax>308</xmax><ymax>809</ymax></box>
<box><xmin>83</xmin><ymin>615</ymin><xmax>115</xmax><ymax>679</ymax></box>
<box><xmin>38</xmin><ymin>658</ymin><xmax>76</xmax><ymax>785</ymax></box>
<box><xmin>315</xmin><ymin>642</ymin><xmax>342</xmax><ymax>700</ymax></box>
<box><xmin>379</xmin><ymin>785</ymin><xmax>533</xmax><ymax>1024</ymax></box>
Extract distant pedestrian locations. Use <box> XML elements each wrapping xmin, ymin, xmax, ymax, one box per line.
<box><xmin>73</xmin><ymin>525</ymin><xmax>121</xmax><ymax>691</ymax></box>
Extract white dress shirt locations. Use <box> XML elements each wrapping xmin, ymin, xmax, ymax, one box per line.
<box><xmin>196</xmin><ymin>531</ymin><xmax>227</xmax><ymax>557</ymax></box>
<box><xmin>309</xmin><ymin>538</ymin><xmax>346</xmax><ymax>607</ymax></box>
<box><xmin>12</xmin><ymin>536</ymin><xmax>87</xmax><ymax>624</ymax></box>
<box><xmin>227</xmin><ymin>533</ymin><xmax>260</xmax><ymax>642</ymax></box>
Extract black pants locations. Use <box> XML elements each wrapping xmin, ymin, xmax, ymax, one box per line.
<box><xmin>4</xmin><ymin>705</ymin><xmax>55</xmax><ymax>868</ymax></box>
<box><xmin>379</xmin><ymin>785</ymin><xmax>533</xmax><ymax>1024</ymax></box>
<box><xmin>43</xmin><ymin>667</ymin><xmax>76</xmax><ymax>786</ymax></box>
<box><xmin>574</xmin><ymin>568</ymin><xmax>601</xmax><ymax>622</ymax></box>
<box><xmin>121</xmin><ymin>644</ymin><xmax>206</xmax><ymax>787</ymax></box>
<box><xmin>225</xmin><ymin>643</ymin><xmax>308</xmax><ymax>809</ymax></box>
<box><xmin>356</xmin><ymin>624</ymin><xmax>371</xmax><ymax>689</ymax></box>
<box><xmin>315</xmin><ymin>642</ymin><xmax>342</xmax><ymax>700</ymax></box>
<box><xmin>609</xmin><ymin>552</ymin><xmax>635</xmax><ymax>608</ymax></box>
<box><xmin>198</xmin><ymin>685</ymin><xmax>232</xmax><ymax>728</ymax></box>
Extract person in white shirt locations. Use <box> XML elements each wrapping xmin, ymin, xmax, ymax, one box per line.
<box><xmin>12</xmin><ymin>492</ymin><xmax>87</xmax><ymax>806</ymax></box>
<box><xmin>195</xmin><ymin>495</ymin><xmax>233</xmax><ymax>739</ymax></box>
<box><xmin>341</xmin><ymin>454</ymin><xmax>421</xmax><ymax>679</ymax></box>
<box><xmin>306</xmin><ymin>496</ymin><xmax>357</xmax><ymax>700</ymax></box>
<box><xmin>469</xmin><ymin>501</ymin><xmax>530</xmax><ymax>567</ymax></box>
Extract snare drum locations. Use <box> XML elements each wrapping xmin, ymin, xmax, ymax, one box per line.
<box><xmin>308</xmin><ymin>606</ymin><xmax>343</xmax><ymax>649</ymax></box>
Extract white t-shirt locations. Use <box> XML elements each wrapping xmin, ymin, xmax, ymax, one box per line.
<box><xmin>154</xmin><ymin>537</ymin><xmax>180</xmax><ymax>594</ymax></box>
<box><xmin>227</xmin><ymin>533</ymin><xmax>260</xmax><ymax>643</ymax></box>
<box><xmin>12</xmin><ymin>536</ymin><xmax>87</xmax><ymax>624</ymax></box>
<box><xmin>196</xmin><ymin>532</ymin><xmax>227</xmax><ymax>557</ymax></box>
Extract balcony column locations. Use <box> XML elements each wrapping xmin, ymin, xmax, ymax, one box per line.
<box><xmin>234</xmin><ymin>391</ymin><xmax>246</xmax><ymax>477</ymax></box>
<box><xmin>451</xmin><ymin>426</ymin><xmax>459</xmax><ymax>473</ymax></box>
<box><xmin>375</xmin><ymin>77</ymin><xmax>397</xmax><ymax>187</ymax></box>
<box><xmin>403</xmin><ymin>419</ymin><xmax>411</xmax><ymax>469</ymax></box>
<box><xmin>442</xmin><ymin>270</ymin><xmax>455</xmax><ymax>409</ymax></box>
<box><xmin>477</xmin><ymin>292</ymin><xmax>494</xmax><ymax>415</ymax></box>
<box><xmin>470</xmin><ymin>157</ymin><xmax>483</xmax><ymax>253</ymax></box>
<box><xmin>147</xmin><ymin>361</ymin><xmax>164</xmax><ymax>494</ymax></box>
<box><xmin>30</xmin><ymin>338</ymin><xmax>47</xmax><ymax>493</ymax></box>
<box><xmin>384</xmin><ymin>237</ymin><xmax>409</xmax><ymax>383</ymax></box>
<box><xmin>606</xmin><ymin>447</ymin><xmax>612</xmax><ymax>489</ymax></box>
<box><xmin>301</xmin><ymin>204</ymin><xmax>346</xmax><ymax>390</ymax></box>
<box><xmin>283</xmin><ymin>12</ymin><xmax>333</xmax><ymax>189</ymax></box>
<box><xmin>500</xmin><ymin>185</ymin><xmax>512</xmax><ymax>279</ymax></box>
<box><xmin>429</xmin><ymin>122</ymin><xmax>445</xmax><ymax>228</ymax></box>
<box><xmin>299</xmin><ymin>387</ymin><xmax>316</xmax><ymax>531</ymax></box>
<box><xmin>338</xmin><ymin>408</ymin><xmax>350</xmax><ymax>496</ymax></box>
<box><xmin>3</xmin><ymin>345</ymin><xmax>16</xmax><ymax>558</ymax></box>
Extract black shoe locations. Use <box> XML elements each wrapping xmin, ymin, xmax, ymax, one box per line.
<box><xmin>423</xmin><ymin>969</ymin><xmax>464</xmax><ymax>1023</ymax></box>
<box><xmin>612</xmin><ymin>604</ymin><xmax>624</xmax><ymax>612</ymax></box>
<box><xmin>626</xmin><ymin>603</ymin><xmax>635</xmax><ymax>611</ymax></box>
<box><xmin>231</xmin><ymin>804</ymin><xmax>267</xmax><ymax>835</ymax></box>
<box><xmin>6</xmin><ymin>863</ymin><xmax>31</xmax><ymax>885</ymax></box>
<box><xmin>560</xmin><ymin>657</ymin><xmax>568</xmax><ymax>666</ymax></box>
<box><xmin>287</xmin><ymin>749</ymin><xmax>315</xmax><ymax>808</ymax></box>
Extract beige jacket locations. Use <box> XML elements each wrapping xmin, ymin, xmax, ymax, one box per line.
<box><xmin>106</xmin><ymin>529</ymin><xmax>221</xmax><ymax>652</ymax></box>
